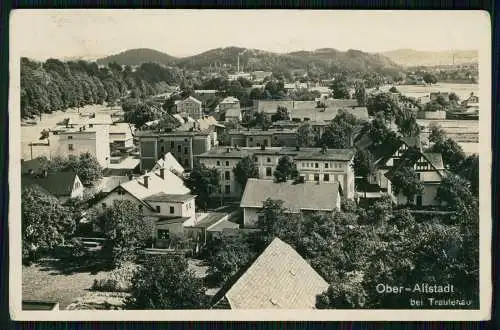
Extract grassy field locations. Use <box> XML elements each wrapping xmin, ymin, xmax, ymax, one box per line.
<box><xmin>22</xmin><ymin>258</ymin><xmax>112</xmax><ymax>309</ymax></box>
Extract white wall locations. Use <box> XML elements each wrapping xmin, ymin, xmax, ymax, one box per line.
<box><xmin>243</xmin><ymin>207</ymin><xmax>260</xmax><ymax>228</ymax></box>
<box><xmin>70</xmin><ymin>176</ymin><xmax>84</xmax><ymax>199</ymax></box>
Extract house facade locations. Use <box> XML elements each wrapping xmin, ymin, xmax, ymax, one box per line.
<box><xmin>137</xmin><ymin>130</ymin><xmax>213</xmax><ymax>171</ymax></box>
<box><xmin>97</xmin><ymin>168</ymin><xmax>197</xmax><ymax>239</ymax></box>
<box><xmin>176</xmin><ymin>96</ymin><xmax>203</xmax><ymax>119</ymax></box>
<box><xmin>228</xmin><ymin>129</ymin><xmax>298</xmax><ymax>148</ymax></box>
<box><xmin>52</xmin><ymin>124</ymin><xmax>110</xmax><ymax>168</ymax></box>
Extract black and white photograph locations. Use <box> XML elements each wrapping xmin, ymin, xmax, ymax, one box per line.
<box><xmin>9</xmin><ymin>10</ymin><xmax>491</xmax><ymax>321</ymax></box>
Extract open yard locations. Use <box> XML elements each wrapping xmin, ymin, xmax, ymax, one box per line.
<box><xmin>22</xmin><ymin>258</ymin><xmax>113</xmax><ymax>310</ymax></box>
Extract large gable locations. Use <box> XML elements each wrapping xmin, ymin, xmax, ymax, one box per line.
<box><xmin>213</xmin><ymin>238</ymin><xmax>329</xmax><ymax>309</ymax></box>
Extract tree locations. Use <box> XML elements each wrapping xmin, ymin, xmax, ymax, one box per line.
<box><xmin>395</xmin><ymin>109</ymin><xmax>421</xmax><ymax>137</ymax></box>
<box><xmin>456</xmin><ymin>154</ymin><xmax>479</xmax><ymax>196</ymax></box>
<box><xmin>366</xmin><ymin>112</ymin><xmax>398</xmax><ymax>147</ymax></box>
<box><xmin>273</xmin><ymin>156</ymin><xmax>298</xmax><ymax>182</ymax></box>
<box><xmin>184</xmin><ymin>161</ymin><xmax>220</xmax><ymax>210</ymax></box>
<box><xmin>252</xmin><ymin>112</ymin><xmax>272</xmax><ymax>130</ymax></box>
<box><xmin>353</xmin><ymin>82</ymin><xmax>367</xmax><ymax>107</ymax></box>
<box><xmin>365</xmin><ymin>194</ymin><xmax>393</xmax><ymax>226</ymax></box>
<box><xmin>70</xmin><ymin>152</ymin><xmax>103</xmax><ymax>186</ymax></box>
<box><xmin>428</xmin><ymin>123</ymin><xmax>446</xmax><ymax>144</ymax></box>
<box><xmin>366</xmin><ymin>92</ymin><xmax>400</xmax><ymax>121</ymax></box>
<box><xmin>126</xmin><ymin>254</ymin><xmax>208</xmax><ymax>309</ymax></box>
<box><xmin>352</xmin><ymin>148</ymin><xmax>376</xmax><ymax>178</ymax></box>
<box><xmin>271</xmin><ymin>105</ymin><xmax>290</xmax><ymax>122</ymax></box>
<box><xmin>204</xmin><ymin>231</ymin><xmax>259</xmax><ymax>284</ymax></box>
<box><xmin>436</xmin><ymin>174</ymin><xmax>477</xmax><ymax>215</ymax></box>
<box><xmin>388</xmin><ymin>86</ymin><xmax>399</xmax><ymax>93</ymax></box>
<box><xmin>423</xmin><ymin>73</ymin><xmax>438</xmax><ymax>84</ymax></box>
<box><xmin>318</xmin><ymin>110</ymin><xmax>359</xmax><ymax>148</ymax></box>
<box><xmin>330</xmin><ymin>77</ymin><xmax>350</xmax><ymax>99</ymax></box>
<box><xmin>389</xmin><ymin>166</ymin><xmax>424</xmax><ymax>204</ymax></box>
<box><xmin>429</xmin><ymin>138</ymin><xmax>466</xmax><ymax>172</ymax></box>
<box><xmin>124</xmin><ymin>102</ymin><xmax>160</xmax><ymax>128</ymax></box>
<box><xmin>97</xmin><ymin>200</ymin><xmax>152</xmax><ymax>266</ymax></box>
<box><xmin>233</xmin><ymin>156</ymin><xmax>259</xmax><ymax>191</ymax></box>
<box><xmin>296</xmin><ymin>123</ymin><xmax>315</xmax><ymax>147</ymax></box>
<box><xmin>22</xmin><ymin>187</ymin><xmax>75</xmax><ymax>261</ymax></box>
<box><xmin>316</xmin><ymin>281</ymin><xmax>367</xmax><ymax>309</ymax></box>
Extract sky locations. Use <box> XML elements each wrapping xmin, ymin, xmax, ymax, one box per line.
<box><xmin>11</xmin><ymin>10</ymin><xmax>490</xmax><ymax>60</ymax></box>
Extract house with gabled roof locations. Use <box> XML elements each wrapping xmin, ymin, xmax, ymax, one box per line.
<box><xmin>384</xmin><ymin>147</ymin><xmax>446</xmax><ymax>206</ymax></box>
<box><xmin>95</xmin><ymin>168</ymin><xmax>197</xmax><ymax>239</ymax></box>
<box><xmin>211</xmin><ymin>237</ymin><xmax>329</xmax><ymax>309</ymax></box>
<box><xmin>176</xmin><ymin>96</ymin><xmax>203</xmax><ymax>119</ymax></box>
<box><xmin>240</xmin><ymin>179</ymin><xmax>341</xmax><ymax>228</ymax></box>
<box><xmin>22</xmin><ymin>170</ymin><xmax>84</xmax><ymax>202</ymax></box>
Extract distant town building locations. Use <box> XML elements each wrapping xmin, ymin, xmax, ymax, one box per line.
<box><xmin>240</xmin><ymin>179</ymin><xmax>341</xmax><ymax>227</ymax></box>
<box><xmin>219</xmin><ymin>96</ymin><xmax>240</xmax><ymax>113</ymax></box>
<box><xmin>228</xmin><ymin>72</ymin><xmax>252</xmax><ymax>81</ymax></box>
<box><xmin>176</xmin><ymin>96</ymin><xmax>203</xmax><ymax>119</ymax></box>
<box><xmin>228</xmin><ymin>129</ymin><xmax>298</xmax><ymax>148</ymax></box>
<box><xmin>52</xmin><ymin>124</ymin><xmax>110</xmax><ymax>168</ymax></box>
<box><xmin>224</xmin><ymin>108</ymin><xmax>242</xmax><ymax>123</ymax></box>
<box><xmin>109</xmin><ymin>123</ymin><xmax>135</xmax><ymax>149</ymax></box>
<box><xmin>251</xmin><ymin>71</ymin><xmax>272</xmax><ymax>83</ymax></box>
<box><xmin>137</xmin><ymin>130</ymin><xmax>214</xmax><ymax>171</ymax></box>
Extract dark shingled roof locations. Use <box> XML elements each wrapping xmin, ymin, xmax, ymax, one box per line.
<box><xmin>21</xmin><ymin>171</ymin><xmax>78</xmax><ymax>197</ymax></box>
<box><xmin>293</xmin><ymin>148</ymin><xmax>355</xmax><ymax>161</ymax></box>
<box><xmin>21</xmin><ymin>157</ymin><xmax>48</xmax><ymax>174</ymax></box>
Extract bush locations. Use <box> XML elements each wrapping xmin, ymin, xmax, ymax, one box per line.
<box><xmin>92</xmin><ymin>262</ymin><xmax>137</xmax><ymax>293</ymax></box>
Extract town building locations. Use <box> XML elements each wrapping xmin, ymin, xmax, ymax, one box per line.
<box><xmin>176</xmin><ymin>96</ymin><xmax>203</xmax><ymax>119</ymax></box>
<box><xmin>224</xmin><ymin>108</ymin><xmax>242</xmax><ymax>123</ymax></box>
<box><xmin>22</xmin><ymin>170</ymin><xmax>84</xmax><ymax>202</ymax></box>
<box><xmin>240</xmin><ymin>179</ymin><xmax>341</xmax><ymax>227</ymax></box>
<box><xmin>218</xmin><ymin>96</ymin><xmax>241</xmax><ymax>113</ymax></box>
<box><xmin>251</xmin><ymin>71</ymin><xmax>272</xmax><ymax>83</ymax></box>
<box><xmin>52</xmin><ymin>124</ymin><xmax>110</xmax><ymax>169</ymax></box>
<box><xmin>151</xmin><ymin>152</ymin><xmax>185</xmax><ymax>175</ymax></box>
<box><xmin>211</xmin><ymin>237</ymin><xmax>329</xmax><ymax>309</ymax></box>
<box><xmin>228</xmin><ymin>72</ymin><xmax>252</xmax><ymax>81</ymax></box>
<box><xmin>109</xmin><ymin>123</ymin><xmax>135</xmax><ymax>149</ymax></box>
<box><xmin>137</xmin><ymin>129</ymin><xmax>214</xmax><ymax>171</ymax></box>
<box><xmin>197</xmin><ymin>146</ymin><xmax>356</xmax><ymax>199</ymax></box>
<box><xmin>228</xmin><ymin>129</ymin><xmax>298</xmax><ymax>148</ymax></box>
<box><xmin>97</xmin><ymin>168</ymin><xmax>197</xmax><ymax>239</ymax></box>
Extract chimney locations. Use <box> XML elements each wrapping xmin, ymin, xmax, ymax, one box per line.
<box><xmin>159</xmin><ymin>168</ymin><xmax>165</xmax><ymax>179</ymax></box>
<box><xmin>143</xmin><ymin>175</ymin><xmax>149</xmax><ymax>188</ymax></box>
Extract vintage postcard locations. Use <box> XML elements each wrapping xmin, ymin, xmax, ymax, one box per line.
<box><xmin>9</xmin><ymin>10</ymin><xmax>491</xmax><ymax>321</ymax></box>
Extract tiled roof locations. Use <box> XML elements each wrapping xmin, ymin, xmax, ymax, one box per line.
<box><xmin>207</xmin><ymin>219</ymin><xmax>240</xmax><ymax>232</ymax></box>
<box><xmin>21</xmin><ymin>157</ymin><xmax>47</xmax><ymax>174</ymax></box>
<box><xmin>240</xmin><ymin>179</ymin><xmax>340</xmax><ymax>212</ymax></box>
<box><xmin>228</xmin><ymin>128</ymin><xmax>297</xmax><ymax>136</ymax></box>
<box><xmin>180</xmin><ymin>96</ymin><xmax>202</xmax><ymax>105</ymax></box>
<box><xmin>153</xmin><ymin>152</ymin><xmax>185</xmax><ymax>174</ymax></box>
<box><xmin>22</xmin><ymin>171</ymin><xmax>78</xmax><ymax>197</ymax></box>
<box><xmin>197</xmin><ymin>147</ymin><xmax>253</xmax><ymax>159</ymax></box>
<box><xmin>213</xmin><ymin>238</ymin><xmax>329</xmax><ymax>309</ymax></box>
<box><xmin>293</xmin><ymin>148</ymin><xmax>355</xmax><ymax>161</ymax></box>
<box><xmin>119</xmin><ymin>169</ymin><xmax>190</xmax><ymax>205</ymax></box>
<box><xmin>289</xmin><ymin>107</ymin><xmax>369</xmax><ymax>122</ymax></box>
<box><xmin>221</xmin><ymin>97</ymin><xmax>240</xmax><ymax>104</ymax></box>
<box><xmin>156</xmin><ymin>216</ymin><xmax>191</xmax><ymax>225</ymax></box>
<box><xmin>191</xmin><ymin>212</ymin><xmax>228</xmax><ymax>229</ymax></box>
<box><xmin>144</xmin><ymin>193</ymin><xmax>195</xmax><ymax>203</ymax></box>
<box><xmin>109</xmin><ymin>123</ymin><xmax>134</xmax><ymax>135</ymax></box>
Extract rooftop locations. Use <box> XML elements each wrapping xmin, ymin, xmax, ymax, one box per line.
<box><xmin>22</xmin><ymin>171</ymin><xmax>79</xmax><ymax>197</ymax></box>
<box><xmin>212</xmin><ymin>238</ymin><xmax>329</xmax><ymax>309</ymax></box>
<box><xmin>144</xmin><ymin>193</ymin><xmax>196</xmax><ymax>203</ymax></box>
<box><xmin>228</xmin><ymin>128</ymin><xmax>297</xmax><ymax>136</ymax></box>
<box><xmin>240</xmin><ymin>179</ymin><xmax>340</xmax><ymax>212</ymax></box>
<box><xmin>293</xmin><ymin>148</ymin><xmax>355</xmax><ymax>161</ymax></box>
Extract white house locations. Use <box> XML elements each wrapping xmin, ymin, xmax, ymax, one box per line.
<box><xmin>151</xmin><ymin>152</ymin><xmax>185</xmax><ymax>175</ymax></box>
<box><xmin>240</xmin><ymin>179</ymin><xmax>341</xmax><ymax>228</ymax></box>
<box><xmin>97</xmin><ymin>168</ymin><xmax>197</xmax><ymax>239</ymax></box>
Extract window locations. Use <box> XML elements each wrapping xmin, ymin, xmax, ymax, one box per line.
<box><xmin>101</xmin><ymin>203</ymin><xmax>106</xmax><ymax>208</ymax></box>
<box><xmin>89</xmin><ymin>124</ymin><xmax>93</xmax><ymax>128</ymax></box>
<box><xmin>68</xmin><ymin>144</ymin><xmax>74</xmax><ymax>151</ymax></box>
<box><xmin>68</xmin><ymin>136</ymin><xmax>73</xmax><ymax>140</ymax></box>
<box><xmin>184</xmin><ymin>147</ymin><xmax>188</xmax><ymax>155</ymax></box>
<box><xmin>158</xmin><ymin>229</ymin><xmax>170</xmax><ymax>240</ymax></box>
<box><xmin>225</xmin><ymin>171</ymin><xmax>230</xmax><ymax>180</ymax></box>
<box><xmin>170</xmin><ymin>206</ymin><xmax>175</xmax><ymax>214</ymax></box>
<box><xmin>216</xmin><ymin>161</ymin><xmax>220</xmax><ymax>166</ymax></box>
<box><xmin>267</xmin><ymin>157</ymin><xmax>271</xmax><ymax>163</ymax></box>
<box><xmin>315</xmin><ymin>163</ymin><xmax>319</xmax><ymax>168</ymax></box>
<box><xmin>314</xmin><ymin>174</ymin><xmax>320</xmax><ymax>181</ymax></box>
<box><xmin>184</xmin><ymin>159</ymin><xmax>189</xmax><ymax>167</ymax></box>
<box><xmin>325</xmin><ymin>163</ymin><xmax>329</xmax><ymax>168</ymax></box>
<box><xmin>160</xmin><ymin>146</ymin><xmax>165</xmax><ymax>153</ymax></box>
<box><xmin>324</xmin><ymin>174</ymin><xmax>330</xmax><ymax>181</ymax></box>
<box><xmin>177</xmin><ymin>145</ymin><xmax>181</xmax><ymax>153</ymax></box>
<box><xmin>266</xmin><ymin>167</ymin><xmax>272</xmax><ymax>176</ymax></box>
<box><xmin>225</xmin><ymin>185</ymin><xmax>231</xmax><ymax>194</ymax></box>
<box><xmin>156</xmin><ymin>205</ymin><xmax>160</xmax><ymax>213</ymax></box>
<box><xmin>249</xmin><ymin>137</ymin><xmax>253</xmax><ymax>142</ymax></box>
<box><xmin>184</xmin><ymin>138</ymin><xmax>188</xmax><ymax>142</ymax></box>
<box><xmin>416</xmin><ymin>173</ymin><xmax>421</xmax><ymax>180</ymax></box>
<box><xmin>171</xmin><ymin>141</ymin><xmax>174</xmax><ymax>148</ymax></box>
<box><xmin>225</xmin><ymin>161</ymin><xmax>229</xmax><ymax>166</ymax></box>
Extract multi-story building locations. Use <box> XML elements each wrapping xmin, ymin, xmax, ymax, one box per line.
<box><xmin>219</xmin><ymin>97</ymin><xmax>240</xmax><ymax>113</ymax></box>
<box><xmin>52</xmin><ymin>124</ymin><xmax>110</xmax><ymax>168</ymax></box>
<box><xmin>137</xmin><ymin>130</ymin><xmax>214</xmax><ymax>171</ymax></box>
<box><xmin>176</xmin><ymin>96</ymin><xmax>203</xmax><ymax>119</ymax></box>
<box><xmin>228</xmin><ymin>129</ymin><xmax>298</xmax><ymax>148</ymax></box>
<box><xmin>197</xmin><ymin>146</ymin><xmax>356</xmax><ymax>199</ymax></box>
<box><xmin>109</xmin><ymin>122</ymin><xmax>135</xmax><ymax>149</ymax></box>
